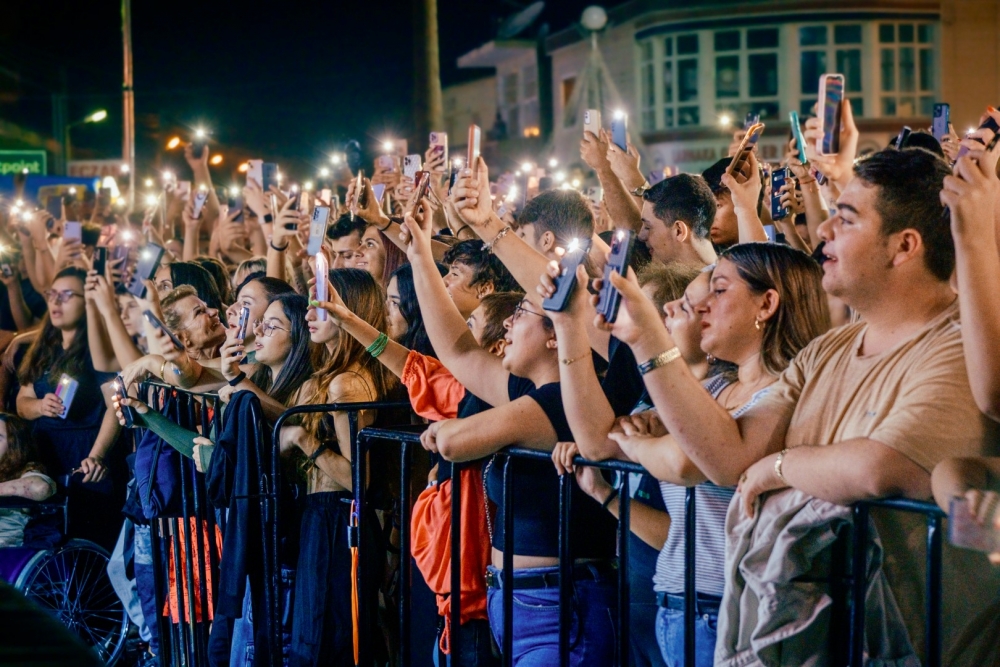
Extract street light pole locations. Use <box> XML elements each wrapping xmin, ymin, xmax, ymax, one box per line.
<box><xmin>122</xmin><ymin>0</ymin><xmax>135</xmax><ymax>212</ymax></box>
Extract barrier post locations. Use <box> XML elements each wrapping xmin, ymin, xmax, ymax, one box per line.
<box><xmin>399</xmin><ymin>440</ymin><xmax>413</xmax><ymax>666</ymax></box>
<box><xmin>617</xmin><ymin>473</ymin><xmax>630</xmax><ymax>666</ymax></box>
<box><xmin>502</xmin><ymin>455</ymin><xmax>514</xmax><ymax>667</ymax></box>
<box><xmin>683</xmin><ymin>487</ymin><xmax>696</xmax><ymax>667</ymax></box>
<box><xmin>450</xmin><ymin>460</ymin><xmax>463</xmax><ymax>664</ymax></box>
<box><xmin>557</xmin><ymin>472</ymin><xmax>572</xmax><ymax>667</ymax></box>
<box><xmin>925</xmin><ymin>511</ymin><xmax>943</xmax><ymax>667</ymax></box>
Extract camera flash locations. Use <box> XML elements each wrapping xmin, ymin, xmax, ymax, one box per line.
<box><xmin>141</xmin><ymin>250</ymin><xmax>151</xmax><ymax>260</ymax></box>
<box><xmin>144</xmin><ymin>179</ymin><xmax>154</xmax><ymax>188</ymax></box>
<box><xmin>195</xmin><ymin>128</ymin><xmax>206</xmax><ymax>139</ymax></box>
<box><xmin>554</xmin><ymin>171</ymin><xmax>566</xmax><ymax>183</ymax></box>
<box><xmin>122</xmin><ymin>231</ymin><xmax>133</xmax><ymax>241</ymax></box>
<box><xmin>613</xmin><ymin>110</ymin><xmax>625</xmax><ymax>120</ymax></box>
<box><xmin>330</xmin><ymin>155</ymin><xmax>341</xmax><ymax>165</ymax></box>
<box><xmin>382</xmin><ymin>141</ymin><xmax>394</xmax><ymax>153</ymax></box>
<box><xmin>304</xmin><ymin>181</ymin><xmax>314</xmax><ymax>191</ymax></box>
<box><xmin>162</xmin><ymin>171</ymin><xmax>174</xmax><ymax>181</ymax></box>
<box><xmin>453</xmin><ymin>158</ymin><xmax>464</xmax><ymax>168</ymax></box>
<box><xmin>69</xmin><ymin>187</ymin><xmax>77</xmax><ymax>195</ymax></box>
<box><xmin>120</xmin><ymin>164</ymin><xmax>130</xmax><ymax>174</ymax></box>
<box><xmin>290</xmin><ymin>184</ymin><xmax>299</xmax><ymax>193</ymax></box>
<box><xmin>571</xmin><ymin>179</ymin><xmax>581</xmax><ymax>188</ymax></box>
<box><xmin>568</xmin><ymin>238</ymin><xmax>580</xmax><ymax>252</ymax></box>
<box><xmin>145</xmin><ymin>194</ymin><xmax>157</xmax><ymax>206</ymax></box>
<box><xmin>21</xmin><ymin>211</ymin><xmax>32</xmax><ymax>221</ymax></box>
<box><xmin>548</xmin><ymin>158</ymin><xmax>558</xmax><ymax>168</ymax></box>
<box><xmin>319</xmin><ymin>168</ymin><xmax>330</xmax><ymax>178</ymax></box>
<box><xmin>15</xmin><ymin>199</ymin><xmax>23</xmax><ymax>207</ymax></box>
<box><xmin>617</xmin><ymin>230</ymin><xmax>625</xmax><ymax>241</ymax></box>
<box><xmin>520</xmin><ymin>162</ymin><xmax>532</xmax><ymax>172</ymax></box>
<box><xmin>229</xmin><ymin>186</ymin><xmax>239</xmax><ymax>197</ymax></box>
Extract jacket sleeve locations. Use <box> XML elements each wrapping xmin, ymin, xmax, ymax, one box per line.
<box><xmin>401</xmin><ymin>350</ymin><xmax>468</xmax><ymax>421</ymax></box>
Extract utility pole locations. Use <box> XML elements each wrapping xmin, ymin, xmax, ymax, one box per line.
<box><xmin>122</xmin><ymin>0</ymin><xmax>135</xmax><ymax>211</ymax></box>
<box><xmin>414</xmin><ymin>0</ymin><xmax>444</xmax><ymax>141</ymax></box>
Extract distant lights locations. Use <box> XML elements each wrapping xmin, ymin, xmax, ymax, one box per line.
<box><xmin>238</xmin><ymin>162</ymin><xmax>249</xmax><ymax>173</ymax></box>
<box><xmin>571</xmin><ymin>178</ymin><xmax>581</xmax><ymax>188</ymax></box>
<box><xmin>319</xmin><ymin>167</ymin><xmax>330</xmax><ymax>178</ymax></box>
<box><xmin>303</xmin><ymin>181</ymin><xmax>314</xmax><ymax>191</ymax></box>
<box><xmin>166</xmin><ymin>137</ymin><xmax>181</xmax><ymax>150</ymax></box>
<box><xmin>162</xmin><ymin>170</ymin><xmax>174</xmax><ymax>182</ymax></box>
<box><xmin>144</xmin><ymin>178</ymin><xmax>154</xmax><ymax>188</ymax></box>
<box><xmin>68</xmin><ymin>187</ymin><xmax>77</xmax><ymax>195</ymax></box>
<box><xmin>120</xmin><ymin>164</ymin><xmax>130</xmax><ymax>174</ymax></box>
<box><xmin>520</xmin><ymin>162</ymin><xmax>533</xmax><ymax>172</ymax></box>
<box><xmin>719</xmin><ymin>114</ymin><xmax>733</xmax><ymax>128</ymax></box>
<box><xmin>330</xmin><ymin>154</ymin><xmax>342</xmax><ymax>165</ymax></box>
<box><xmin>548</xmin><ymin>158</ymin><xmax>558</xmax><ymax>168</ymax></box>
<box><xmin>209</xmin><ymin>154</ymin><xmax>223</xmax><ymax>166</ymax></box>
<box><xmin>554</xmin><ymin>171</ymin><xmax>566</xmax><ymax>183</ymax></box>
<box><xmin>144</xmin><ymin>194</ymin><xmax>157</xmax><ymax>206</ymax></box>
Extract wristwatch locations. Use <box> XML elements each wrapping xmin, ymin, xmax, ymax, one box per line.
<box><xmin>630</xmin><ymin>181</ymin><xmax>651</xmax><ymax>197</ymax></box>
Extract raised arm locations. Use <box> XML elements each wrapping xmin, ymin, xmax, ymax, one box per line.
<box><xmin>722</xmin><ymin>151</ymin><xmax>768</xmax><ymax>244</ymax></box>
<box><xmin>87</xmin><ymin>273</ymin><xmax>142</xmax><ymax>370</ymax></box>
<box><xmin>581</xmin><ymin>130</ymin><xmax>641</xmax><ymax>232</ymax></box>
<box><xmin>315</xmin><ymin>281</ymin><xmax>409</xmax><ymax>379</ymax></box>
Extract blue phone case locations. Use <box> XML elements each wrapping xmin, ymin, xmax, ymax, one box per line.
<box><xmin>55</xmin><ymin>374</ymin><xmax>79</xmax><ymax>419</ymax></box>
<box><xmin>542</xmin><ymin>243</ymin><xmax>591</xmax><ymax>312</ymax></box>
<box><xmin>611</xmin><ymin>115</ymin><xmax>628</xmax><ymax>152</ymax></box>
<box><xmin>596</xmin><ymin>231</ymin><xmax>635</xmax><ymax>323</ymax></box>
<box><xmin>770</xmin><ymin>168</ymin><xmax>789</xmax><ymax>220</ymax></box>
<box><xmin>932</xmin><ymin>104</ymin><xmax>950</xmax><ymax>142</ymax></box>
<box><xmin>789</xmin><ymin>111</ymin><xmax>809</xmax><ymax>164</ymax></box>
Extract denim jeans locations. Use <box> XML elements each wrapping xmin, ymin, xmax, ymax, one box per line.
<box><xmin>433</xmin><ymin>618</ymin><xmax>499</xmax><ymax>667</ymax></box>
<box><xmin>485</xmin><ymin>565</ymin><xmax>618</xmax><ymax>666</ymax></box>
<box><xmin>133</xmin><ymin>523</ymin><xmax>160</xmax><ymax>654</ymax></box>
<box><xmin>631</xmin><ymin>602</ymin><xmax>667</xmax><ymax>667</ymax></box>
<box><xmin>655</xmin><ymin>607</ymin><xmax>718</xmax><ymax>667</ymax></box>
<box><xmin>230</xmin><ymin>569</ymin><xmax>296</xmax><ymax>667</ymax></box>
<box><xmin>107</xmin><ymin>520</ymin><xmax>152</xmax><ymax>643</ymax></box>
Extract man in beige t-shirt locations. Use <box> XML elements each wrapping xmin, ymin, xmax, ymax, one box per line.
<box><xmin>622</xmin><ymin>147</ymin><xmax>999</xmax><ymax>662</ymax></box>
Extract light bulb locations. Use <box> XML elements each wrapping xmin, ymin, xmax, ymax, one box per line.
<box><xmin>167</xmin><ymin>137</ymin><xmax>181</xmax><ymax>149</ymax></box>
<box><xmin>319</xmin><ymin>167</ymin><xmax>330</xmax><ymax>177</ymax></box>
<box><xmin>521</xmin><ymin>162</ymin><xmax>533</xmax><ymax>172</ymax></box>
<box><xmin>144</xmin><ymin>179</ymin><xmax>154</xmax><ymax>188</ymax></box>
<box><xmin>145</xmin><ymin>194</ymin><xmax>157</xmax><ymax>206</ymax></box>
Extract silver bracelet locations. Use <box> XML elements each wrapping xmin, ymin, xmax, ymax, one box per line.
<box><xmin>484</xmin><ymin>225</ymin><xmax>512</xmax><ymax>254</ymax></box>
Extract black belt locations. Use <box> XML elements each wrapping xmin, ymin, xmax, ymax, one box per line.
<box><xmin>657</xmin><ymin>592</ymin><xmax>722</xmax><ymax>616</ymax></box>
<box><xmin>485</xmin><ymin>562</ymin><xmax>616</xmax><ymax>590</ymax></box>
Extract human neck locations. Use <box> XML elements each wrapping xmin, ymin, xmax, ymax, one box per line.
<box><xmin>853</xmin><ymin>279</ymin><xmax>956</xmax><ymax>356</ymax></box>
<box><xmin>188</xmin><ymin>346</ymin><xmax>218</xmax><ymax>361</ymax></box>
<box><xmin>524</xmin><ymin>354</ymin><xmax>561</xmax><ymax>388</ymax></box>
<box><xmin>687</xmin><ymin>356</ymin><xmax>710</xmax><ymax>381</ymax></box>
<box><xmin>734</xmin><ymin>352</ymin><xmax>771</xmax><ymax>389</ymax></box>
<box><xmin>60</xmin><ymin>328</ymin><xmax>76</xmax><ymax>349</ymax></box>
<box><xmin>678</xmin><ymin>239</ymin><xmax>718</xmax><ymax>268</ymax></box>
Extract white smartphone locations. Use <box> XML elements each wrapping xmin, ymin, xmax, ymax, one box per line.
<box><xmin>307</xmin><ymin>206</ymin><xmax>331</xmax><ymax>256</ymax></box>
<box><xmin>314</xmin><ymin>252</ymin><xmax>329</xmax><ymax>321</ymax></box>
<box><xmin>403</xmin><ymin>154</ymin><xmax>422</xmax><ymax>180</ymax></box>
<box><xmin>584</xmin><ymin>109</ymin><xmax>602</xmax><ymax>136</ymax></box>
<box><xmin>247</xmin><ymin>159</ymin><xmax>263</xmax><ymax>187</ymax></box>
<box><xmin>192</xmin><ymin>187</ymin><xmax>209</xmax><ymax>219</ymax></box>
<box><xmin>64</xmin><ymin>221</ymin><xmax>82</xmax><ymax>244</ymax></box>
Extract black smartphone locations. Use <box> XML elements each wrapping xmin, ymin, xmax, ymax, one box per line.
<box><xmin>113</xmin><ymin>374</ymin><xmax>135</xmax><ymax>428</ymax></box>
<box><xmin>46</xmin><ymin>196</ymin><xmax>63</xmax><ymax>221</ymax></box>
<box><xmin>932</xmin><ymin>104</ymin><xmax>950</xmax><ymax>142</ymax></box>
<box><xmin>262</xmin><ymin>162</ymin><xmax>279</xmax><ymax>192</ymax></box>
<box><xmin>894</xmin><ymin>126</ymin><xmax>912</xmax><ymax>150</ymax></box>
<box><xmin>127</xmin><ymin>244</ymin><xmax>165</xmax><ymax>298</ymax></box>
<box><xmin>93</xmin><ymin>246</ymin><xmax>108</xmax><ymax>276</ymax></box>
<box><xmin>542</xmin><ymin>240</ymin><xmax>591</xmax><ymax>312</ymax></box>
<box><xmin>771</xmin><ymin>167</ymin><xmax>790</xmax><ymax>220</ymax></box>
<box><xmin>596</xmin><ymin>230</ymin><xmax>636</xmax><ymax>323</ymax></box>
<box><xmin>98</xmin><ymin>187</ymin><xmax>112</xmax><ymax>209</ymax></box>
<box><xmin>191</xmin><ymin>133</ymin><xmax>208</xmax><ymax>159</ymax></box>
<box><xmin>611</xmin><ymin>111</ymin><xmax>628</xmax><ymax>151</ymax></box>
<box><xmin>142</xmin><ymin>309</ymin><xmax>185</xmax><ymax>351</ymax></box>
<box><xmin>818</xmin><ymin>73</ymin><xmax>845</xmax><ymax>155</ymax></box>
<box><xmin>228</xmin><ymin>194</ymin><xmax>244</xmax><ymax>223</ymax></box>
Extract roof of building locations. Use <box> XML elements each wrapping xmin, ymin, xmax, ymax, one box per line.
<box><xmin>457</xmin><ymin>39</ymin><xmax>537</xmax><ymax>69</ymax></box>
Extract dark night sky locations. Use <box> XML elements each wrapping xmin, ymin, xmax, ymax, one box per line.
<box><xmin>0</xmin><ymin>0</ymin><xmax>626</xmax><ymax>180</ymax></box>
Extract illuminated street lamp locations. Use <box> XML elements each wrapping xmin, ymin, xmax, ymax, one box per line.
<box><xmin>64</xmin><ymin>109</ymin><xmax>108</xmax><ymax>165</ymax></box>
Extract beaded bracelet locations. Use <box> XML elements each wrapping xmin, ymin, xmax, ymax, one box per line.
<box><xmin>366</xmin><ymin>332</ymin><xmax>389</xmax><ymax>358</ymax></box>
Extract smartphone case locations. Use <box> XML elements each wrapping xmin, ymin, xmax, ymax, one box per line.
<box><xmin>596</xmin><ymin>230</ymin><xmax>636</xmax><ymax>323</ymax></box>
<box><xmin>542</xmin><ymin>242</ymin><xmax>591</xmax><ymax>312</ymax></box>
<box><xmin>403</xmin><ymin>155</ymin><xmax>422</xmax><ymax>180</ymax></box>
<box><xmin>114</xmin><ymin>375</ymin><xmax>135</xmax><ymax>428</ymax></box>
<box><xmin>932</xmin><ymin>104</ymin><xmax>950</xmax><ymax>142</ymax></box>
<box><xmin>771</xmin><ymin>168</ymin><xmax>789</xmax><ymax>220</ymax></box>
<box><xmin>467</xmin><ymin>125</ymin><xmax>482</xmax><ymax>167</ymax></box>
<box><xmin>93</xmin><ymin>247</ymin><xmax>108</xmax><ymax>277</ymax></box>
<box><xmin>314</xmin><ymin>253</ymin><xmax>329</xmax><ymax>321</ymax></box>
<box><xmin>247</xmin><ymin>159</ymin><xmax>263</xmax><ymax>187</ymax></box>
<box><xmin>957</xmin><ymin>116</ymin><xmax>1000</xmax><ymax>159</ymax></box>
<box><xmin>817</xmin><ymin>74</ymin><xmax>845</xmax><ymax>155</ymax></box>
<box><xmin>236</xmin><ymin>306</ymin><xmax>251</xmax><ymax>342</ymax></box>
<box><xmin>143</xmin><ymin>309</ymin><xmax>185</xmax><ymax>352</ymax></box>
<box><xmin>64</xmin><ymin>222</ymin><xmax>83</xmax><ymax>244</ymax></box>
<box><xmin>127</xmin><ymin>244</ymin><xmax>165</xmax><ymax>298</ymax></box>
<box><xmin>429</xmin><ymin>132</ymin><xmax>448</xmax><ymax>171</ymax></box>
<box><xmin>789</xmin><ymin>111</ymin><xmax>809</xmax><ymax>164</ymax></box>
<box><xmin>55</xmin><ymin>374</ymin><xmax>79</xmax><ymax>419</ymax></box>
<box><xmin>262</xmin><ymin>163</ymin><xmax>279</xmax><ymax>191</ymax></box>
<box><xmin>727</xmin><ymin>123</ymin><xmax>765</xmax><ymax>178</ymax></box>
<box><xmin>584</xmin><ymin>109</ymin><xmax>601</xmax><ymax>136</ymax></box>
<box><xmin>611</xmin><ymin>115</ymin><xmax>628</xmax><ymax>151</ymax></box>
<box><xmin>192</xmin><ymin>189</ymin><xmax>209</xmax><ymax>219</ymax></box>
<box><xmin>308</xmin><ymin>206</ymin><xmax>331</xmax><ymax>255</ymax></box>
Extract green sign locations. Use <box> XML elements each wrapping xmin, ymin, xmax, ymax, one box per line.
<box><xmin>0</xmin><ymin>150</ymin><xmax>47</xmax><ymax>176</ymax></box>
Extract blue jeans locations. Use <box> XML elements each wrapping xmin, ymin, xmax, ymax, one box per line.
<box><xmin>631</xmin><ymin>602</ymin><xmax>667</xmax><ymax>667</ymax></box>
<box><xmin>230</xmin><ymin>569</ymin><xmax>296</xmax><ymax>667</ymax></box>
<box><xmin>486</xmin><ymin>565</ymin><xmax>617</xmax><ymax>666</ymax></box>
<box><xmin>655</xmin><ymin>607</ymin><xmax>718</xmax><ymax>667</ymax></box>
<box><xmin>433</xmin><ymin>618</ymin><xmax>499</xmax><ymax>667</ymax></box>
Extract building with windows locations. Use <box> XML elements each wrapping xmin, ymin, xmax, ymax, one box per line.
<box><xmin>544</xmin><ymin>0</ymin><xmax>961</xmax><ymax>173</ymax></box>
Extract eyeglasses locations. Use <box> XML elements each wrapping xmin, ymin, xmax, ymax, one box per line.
<box><xmin>254</xmin><ymin>319</ymin><xmax>288</xmax><ymax>337</ymax></box>
<box><xmin>512</xmin><ymin>303</ymin><xmax>546</xmax><ymax>322</ymax></box>
<box><xmin>44</xmin><ymin>289</ymin><xmax>84</xmax><ymax>305</ymax></box>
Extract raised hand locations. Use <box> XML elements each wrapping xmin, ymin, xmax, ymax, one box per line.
<box><xmin>450</xmin><ymin>156</ymin><xmax>493</xmax><ymax>228</ymax></box>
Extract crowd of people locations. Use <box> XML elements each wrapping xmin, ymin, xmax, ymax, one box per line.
<box><xmin>1</xmin><ymin>96</ymin><xmax>1000</xmax><ymax>667</ymax></box>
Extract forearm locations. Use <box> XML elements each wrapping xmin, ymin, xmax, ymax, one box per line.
<box><xmin>229</xmin><ymin>379</ymin><xmax>288</xmax><ymax>422</ymax></box>
<box><xmin>598</xmin><ymin>166</ymin><xmax>642</xmax><ymax>232</ymax></box>
<box><xmin>603</xmin><ymin>495</ymin><xmax>670</xmax><ymax>551</ymax></box>
<box><xmin>801</xmin><ymin>182</ymin><xmax>829</xmax><ymax>245</ymax></box>
<box><xmin>735</xmin><ymin>205</ymin><xmax>769</xmax><ymax>244</ymax></box>
<box><xmin>954</xmin><ymin>236</ymin><xmax>1000</xmax><ymax>419</ymax></box>
<box><xmin>102</xmin><ymin>311</ymin><xmax>143</xmax><ymax>368</ymax></box>
<box><xmin>0</xmin><ymin>477</ymin><xmax>53</xmax><ymax>502</ymax></box>
<box><xmin>5</xmin><ymin>282</ymin><xmax>32</xmax><ymax>331</ymax></box>
<box><xmin>341</xmin><ymin>313</ymin><xmax>408</xmax><ymax>378</ymax></box>
<box><xmin>773</xmin><ymin>215</ymin><xmax>811</xmax><ymax>253</ymax></box>
<box><xmin>89</xmin><ymin>407</ymin><xmax>122</xmax><ymax>460</ymax></box>
<box><xmin>382</xmin><ymin>219</ymin><xmax>450</xmax><ymax>263</ymax></box>
<box><xmin>249</xmin><ymin>225</ymin><xmax>267</xmax><ymax>257</ymax></box>
<box><xmin>183</xmin><ymin>225</ymin><xmax>199</xmax><ymax>261</ymax></box>
<box><xmin>781</xmin><ymin>440</ymin><xmax>932</xmax><ymax>506</ymax></box>
<box><xmin>471</xmin><ymin>213</ymin><xmax>550</xmax><ymax>306</ymax></box>
<box><xmin>313</xmin><ymin>449</ymin><xmax>354</xmax><ymax>490</ymax></box>
<box><xmin>266</xmin><ymin>244</ymin><xmax>286</xmax><ymax>281</ymax></box>
<box><xmin>931</xmin><ymin>457</ymin><xmax>1000</xmax><ymax>511</ymax></box>
<box><xmin>555</xmin><ymin>323</ymin><xmax>621</xmax><ymax>460</ymax></box>
<box><xmin>631</xmin><ymin>330</ymin><xmax>755</xmax><ymax>485</ymax></box>
<box><xmin>627</xmin><ymin>436</ymin><xmax>707</xmax><ymax>487</ymax></box>
<box><xmin>21</xmin><ymin>248</ymin><xmax>46</xmax><ymax>295</ymax></box>
<box><xmin>16</xmin><ymin>394</ymin><xmax>43</xmax><ymax>421</ymax></box>
<box><xmin>86</xmin><ymin>305</ymin><xmax>119</xmax><ymax>373</ymax></box>
<box><xmin>34</xmin><ymin>244</ymin><xmax>55</xmax><ymax>289</ymax></box>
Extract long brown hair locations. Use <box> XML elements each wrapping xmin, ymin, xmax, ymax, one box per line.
<box><xmin>720</xmin><ymin>243</ymin><xmax>830</xmax><ymax>375</ymax></box>
<box><xmin>18</xmin><ymin>267</ymin><xmax>90</xmax><ymax>386</ymax></box>
<box><xmin>302</xmin><ymin>268</ymin><xmax>397</xmax><ymax>435</ymax></box>
<box><xmin>0</xmin><ymin>414</ymin><xmax>43</xmax><ymax>483</ymax></box>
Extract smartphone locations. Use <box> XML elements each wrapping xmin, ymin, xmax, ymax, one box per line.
<box><xmin>192</xmin><ymin>187</ymin><xmax>209</xmax><ymax>219</ymax></box>
<box><xmin>611</xmin><ymin>112</ymin><xmax>628</xmax><ymax>151</ymax></box>
<box><xmin>113</xmin><ymin>374</ymin><xmax>135</xmax><ymax>428</ymax></box>
<box><xmin>403</xmin><ymin>154</ymin><xmax>422</xmax><ymax>180</ymax></box>
<box><xmin>64</xmin><ymin>222</ymin><xmax>83</xmax><ymax>244</ymax></box>
<box><xmin>376</xmin><ymin>155</ymin><xmax>397</xmax><ymax>173</ymax></box>
<box><xmin>788</xmin><ymin>110</ymin><xmax>809</xmax><ymax>165</ymax></box>
<box><xmin>542</xmin><ymin>239</ymin><xmax>591</xmax><ymax>312</ymax></box>
<box><xmin>467</xmin><ymin>124</ymin><xmax>482</xmax><ymax>169</ymax></box>
<box><xmin>744</xmin><ymin>112</ymin><xmax>760</xmax><ymax>129</ymax></box>
<box><xmin>54</xmin><ymin>374</ymin><xmax>79</xmax><ymax>419</ymax></box>
<box><xmin>314</xmin><ymin>252</ymin><xmax>329</xmax><ymax>322</ymax></box>
<box><xmin>894</xmin><ymin>126</ymin><xmax>912</xmax><ymax>150</ymax></box>
<box><xmin>817</xmin><ymin>73</ymin><xmax>845</xmax><ymax>156</ymax></box>
<box><xmin>228</xmin><ymin>194</ymin><xmax>244</xmax><ymax>222</ymax></box>
<box><xmin>350</xmin><ymin>169</ymin><xmax>365</xmax><ymax>220</ymax></box>
<box><xmin>584</xmin><ymin>109</ymin><xmax>601</xmax><ymax>137</ymax></box>
<box><xmin>98</xmin><ymin>187</ymin><xmax>112</xmax><ymax>209</ymax></box>
<box><xmin>770</xmin><ymin>167</ymin><xmax>790</xmax><ymax>220</ymax></box>
<box><xmin>0</xmin><ymin>262</ymin><xmax>12</xmax><ymax>279</ymax></box>
<box><xmin>372</xmin><ymin>183</ymin><xmax>386</xmax><ymax>205</ymax></box>
<box><xmin>46</xmin><ymin>196</ymin><xmax>63</xmax><ymax>221</ymax></box>
<box><xmin>262</xmin><ymin>162</ymin><xmax>279</xmax><ymax>192</ymax></box>
<box><xmin>763</xmin><ymin>224</ymin><xmax>778</xmax><ymax>243</ymax></box>
<box><xmin>596</xmin><ymin>230</ymin><xmax>636</xmax><ymax>323</ymax></box>
<box><xmin>429</xmin><ymin>132</ymin><xmax>448</xmax><ymax>171</ymax></box>
<box><xmin>949</xmin><ymin>497</ymin><xmax>1000</xmax><ymax>553</ymax></box>
<box><xmin>247</xmin><ymin>159</ymin><xmax>263</xmax><ymax>187</ymax></box>
<box><xmin>448</xmin><ymin>162</ymin><xmax>461</xmax><ymax>195</ymax></box>
<box><xmin>413</xmin><ymin>171</ymin><xmax>432</xmax><ymax>202</ymax></box>
<box><xmin>127</xmin><ymin>244</ymin><xmax>165</xmax><ymax>298</ymax></box>
<box><xmin>236</xmin><ymin>305</ymin><xmax>251</xmax><ymax>343</ymax></box>
<box><xmin>957</xmin><ymin>113</ymin><xmax>1000</xmax><ymax>159</ymax></box>
<box><xmin>191</xmin><ymin>134</ymin><xmax>208</xmax><ymax>159</ymax></box>
<box><xmin>93</xmin><ymin>246</ymin><xmax>108</xmax><ymax>276</ymax></box>
<box><xmin>726</xmin><ymin>123</ymin><xmax>765</xmax><ymax>180</ymax></box>
<box><xmin>585</xmin><ymin>186</ymin><xmax>603</xmax><ymax>206</ymax></box>
<box><xmin>932</xmin><ymin>104</ymin><xmax>950</xmax><ymax>142</ymax></box>
<box><xmin>307</xmin><ymin>206</ymin><xmax>331</xmax><ymax>255</ymax></box>
<box><xmin>143</xmin><ymin>309</ymin><xmax>185</xmax><ymax>351</ymax></box>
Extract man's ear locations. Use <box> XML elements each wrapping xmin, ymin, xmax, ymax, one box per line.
<box><xmin>540</xmin><ymin>230</ymin><xmax>556</xmax><ymax>254</ymax></box>
<box><xmin>673</xmin><ymin>220</ymin><xmax>691</xmax><ymax>244</ymax></box>
<box><xmin>489</xmin><ymin>338</ymin><xmax>507</xmax><ymax>357</ymax></box>
<box><xmin>476</xmin><ymin>281</ymin><xmax>496</xmax><ymax>299</ymax></box>
<box><xmin>890</xmin><ymin>229</ymin><xmax>923</xmax><ymax>269</ymax></box>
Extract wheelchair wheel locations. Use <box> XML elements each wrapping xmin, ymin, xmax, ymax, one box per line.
<box><xmin>14</xmin><ymin>539</ymin><xmax>129</xmax><ymax>665</ymax></box>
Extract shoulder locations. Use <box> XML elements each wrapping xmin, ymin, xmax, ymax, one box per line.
<box><xmin>507</xmin><ymin>374</ymin><xmax>536</xmax><ymax>401</ymax></box>
<box><xmin>327</xmin><ymin>367</ymin><xmax>376</xmax><ymax>403</ymax></box>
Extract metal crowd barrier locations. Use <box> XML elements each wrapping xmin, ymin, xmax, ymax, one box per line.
<box><xmin>140</xmin><ymin>381</ymin><xmax>223</xmax><ymax>667</ymax></box>
<box><xmin>850</xmin><ymin>498</ymin><xmax>946</xmax><ymax>667</ymax></box>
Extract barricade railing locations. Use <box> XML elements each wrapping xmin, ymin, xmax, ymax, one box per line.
<box><xmin>850</xmin><ymin>498</ymin><xmax>946</xmax><ymax>667</ymax></box>
<box><xmin>355</xmin><ymin>425</ymin><xmax>950</xmax><ymax>667</ymax></box>
<box><xmin>140</xmin><ymin>381</ymin><xmax>222</xmax><ymax>667</ymax></box>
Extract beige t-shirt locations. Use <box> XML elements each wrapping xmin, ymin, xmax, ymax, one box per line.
<box><xmin>753</xmin><ymin>300</ymin><xmax>998</xmax><ymax>469</ymax></box>
<box><xmin>749</xmin><ymin>300</ymin><xmax>1000</xmax><ymax>663</ymax></box>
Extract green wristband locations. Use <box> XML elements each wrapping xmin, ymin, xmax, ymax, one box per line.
<box><xmin>366</xmin><ymin>332</ymin><xmax>389</xmax><ymax>358</ymax></box>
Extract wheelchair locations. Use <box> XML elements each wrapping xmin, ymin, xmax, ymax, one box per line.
<box><xmin>0</xmin><ymin>493</ymin><xmax>129</xmax><ymax>665</ymax></box>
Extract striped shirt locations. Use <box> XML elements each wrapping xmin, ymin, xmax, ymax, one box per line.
<box><xmin>651</xmin><ymin>375</ymin><xmax>770</xmax><ymax>596</ymax></box>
